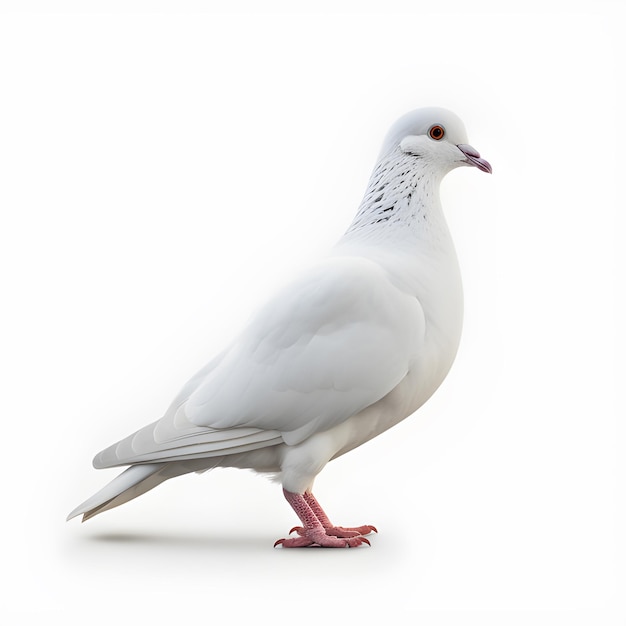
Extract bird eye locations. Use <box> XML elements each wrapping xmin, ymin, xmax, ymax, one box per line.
<box><xmin>428</xmin><ymin>124</ymin><xmax>445</xmax><ymax>141</ymax></box>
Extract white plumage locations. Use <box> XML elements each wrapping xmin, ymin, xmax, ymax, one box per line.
<box><xmin>68</xmin><ymin>107</ymin><xmax>491</xmax><ymax>547</ymax></box>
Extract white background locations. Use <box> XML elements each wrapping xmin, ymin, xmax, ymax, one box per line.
<box><xmin>1</xmin><ymin>1</ymin><xmax>623</xmax><ymax>624</ymax></box>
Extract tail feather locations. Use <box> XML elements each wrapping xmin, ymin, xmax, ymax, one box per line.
<box><xmin>67</xmin><ymin>458</ymin><xmax>222</xmax><ymax>522</ymax></box>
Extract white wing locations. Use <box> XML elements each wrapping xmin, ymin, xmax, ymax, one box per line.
<box><xmin>94</xmin><ymin>255</ymin><xmax>425</xmax><ymax>468</ymax></box>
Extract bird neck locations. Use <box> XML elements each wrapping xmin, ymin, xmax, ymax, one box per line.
<box><xmin>338</xmin><ymin>148</ymin><xmax>452</xmax><ymax>251</ymax></box>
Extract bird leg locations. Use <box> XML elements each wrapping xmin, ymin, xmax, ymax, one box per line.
<box><xmin>301</xmin><ymin>491</ymin><xmax>377</xmax><ymax>538</ymax></box>
<box><xmin>274</xmin><ymin>489</ymin><xmax>375</xmax><ymax>548</ymax></box>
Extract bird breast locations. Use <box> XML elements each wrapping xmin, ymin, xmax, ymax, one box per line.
<box><xmin>327</xmin><ymin>243</ymin><xmax>463</xmax><ymax>459</ymax></box>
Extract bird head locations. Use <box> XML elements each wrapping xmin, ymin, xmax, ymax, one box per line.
<box><xmin>380</xmin><ymin>107</ymin><xmax>492</xmax><ymax>175</ymax></box>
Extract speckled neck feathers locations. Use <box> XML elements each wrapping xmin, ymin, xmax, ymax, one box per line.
<box><xmin>339</xmin><ymin>147</ymin><xmax>450</xmax><ymax>249</ymax></box>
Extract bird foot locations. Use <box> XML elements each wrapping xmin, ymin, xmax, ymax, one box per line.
<box><xmin>275</xmin><ymin>528</ymin><xmax>371</xmax><ymax>548</ymax></box>
<box><xmin>289</xmin><ymin>524</ymin><xmax>377</xmax><ymax>538</ymax></box>
<box><xmin>277</xmin><ymin>489</ymin><xmax>374</xmax><ymax>547</ymax></box>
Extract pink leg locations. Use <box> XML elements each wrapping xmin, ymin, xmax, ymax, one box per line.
<box><xmin>274</xmin><ymin>489</ymin><xmax>373</xmax><ymax>548</ymax></box>
<box><xmin>302</xmin><ymin>492</ymin><xmax>377</xmax><ymax>538</ymax></box>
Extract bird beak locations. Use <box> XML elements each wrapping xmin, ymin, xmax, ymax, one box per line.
<box><xmin>457</xmin><ymin>144</ymin><xmax>492</xmax><ymax>174</ymax></box>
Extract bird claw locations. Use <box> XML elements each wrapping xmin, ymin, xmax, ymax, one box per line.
<box><xmin>274</xmin><ymin>535</ymin><xmax>316</xmax><ymax>548</ymax></box>
<box><xmin>275</xmin><ymin>528</ymin><xmax>372</xmax><ymax>548</ymax></box>
<box><xmin>325</xmin><ymin>524</ymin><xmax>377</xmax><ymax>538</ymax></box>
<box><xmin>288</xmin><ymin>524</ymin><xmax>376</xmax><ymax>538</ymax></box>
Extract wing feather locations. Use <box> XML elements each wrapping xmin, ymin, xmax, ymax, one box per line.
<box><xmin>94</xmin><ymin>255</ymin><xmax>425</xmax><ymax>467</ymax></box>
<box><xmin>186</xmin><ymin>255</ymin><xmax>424</xmax><ymax>443</ymax></box>
<box><xmin>93</xmin><ymin>404</ymin><xmax>282</xmax><ymax>468</ymax></box>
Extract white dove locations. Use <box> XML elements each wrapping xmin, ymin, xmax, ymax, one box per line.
<box><xmin>68</xmin><ymin>107</ymin><xmax>491</xmax><ymax>548</ymax></box>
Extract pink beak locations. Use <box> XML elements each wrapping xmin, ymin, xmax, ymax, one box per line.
<box><xmin>457</xmin><ymin>144</ymin><xmax>492</xmax><ymax>174</ymax></box>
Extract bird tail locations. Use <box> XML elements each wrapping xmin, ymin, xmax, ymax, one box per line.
<box><xmin>66</xmin><ymin>458</ymin><xmax>222</xmax><ymax>522</ymax></box>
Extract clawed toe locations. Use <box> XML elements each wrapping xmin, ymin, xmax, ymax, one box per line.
<box><xmin>275</xmin><ymin>535</ymin><xmax>316</xmax><ymax>548</ymax></box>
<box><xmin>275</xmin><ymin>531</ymin><xmax>371</xmax><ymax>548</ymax></box>
<box><xmin>325</xmin><ymin>524</ymin><xmax>377</xmax><ymax>538</ymax></box>
<box><xmin>289</xmin><ymin>524</ymin><xmax>377</xmax><ymax>538</ymax></box>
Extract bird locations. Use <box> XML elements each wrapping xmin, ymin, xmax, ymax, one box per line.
<box><xmin>67</xmin><ymin>107</ymin><xmax>491</xmax><ymax>548</ymax></box>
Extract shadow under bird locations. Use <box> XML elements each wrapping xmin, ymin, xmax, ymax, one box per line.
<box><xmin>68</xmin><ymin>107</ymin><xmax>491</xmax><ymax>547</ymax></box>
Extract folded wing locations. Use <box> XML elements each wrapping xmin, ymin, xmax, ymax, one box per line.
<box><xmin>94</xmin><ymin>255</ymin><xmax>425</xmax><ymax>468</ymax></box>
